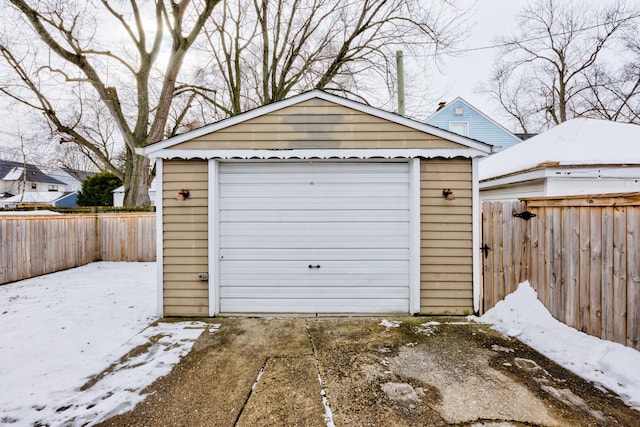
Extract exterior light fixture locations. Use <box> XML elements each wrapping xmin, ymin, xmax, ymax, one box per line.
<box><xmin>442</xmin><ymin>188</ymin><xmax>455</xmax><ymax>201</ymax></box>
<box><xmin>176</xmin><ymin>189</ymin><xmax>190</xmax><ymax>201</ymax></box>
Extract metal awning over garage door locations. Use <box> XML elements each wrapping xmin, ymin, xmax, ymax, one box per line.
<box><xmin>216</xmin><ymin>161</ymin><xmax>412</xmax><ymax>313</ymax></box>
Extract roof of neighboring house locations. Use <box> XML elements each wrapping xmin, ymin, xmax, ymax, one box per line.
<box><xmin>514</xmin><ymin>133</ymin><xmax>538</xmax><ymax>141</ymax></box>
<box><xmin>0</xmin><ymin>160</ymin><xmax>65</xmax><ymax>185</ymax></box>
<box><xmin>425</xmin><ymin>97</ymin><xmax>522</xmax><ymax>149</ymax></box>
<box><xmin>480</xmin><ymin>118</ymin><xmax>640</xmax><ymax>181</ymax></box>
<box><xmin>1</xmin><ymin>191</ymin><xmax>67</xmax><ymax>204</ymax></box>
<box><xmin>58</xmin><ymin>167</ymin><xmax>95</xmax><ymax>182</ymax></box>
<box><xmin>0</xmin><ymin>210</ymin><xmax>62</xmax><ymax>216</ymax></box>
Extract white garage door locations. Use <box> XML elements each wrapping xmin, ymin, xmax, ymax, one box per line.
<box><xmin>218</xmin><ymin>161</ymin><xmax>410</xmax><ymax>313</ymax></box>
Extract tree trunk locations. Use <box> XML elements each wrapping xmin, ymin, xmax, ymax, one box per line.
<box><xmin>123</xmin><ymin>147</ymin><xmax>151</xmax><ymax>206</ymax></box>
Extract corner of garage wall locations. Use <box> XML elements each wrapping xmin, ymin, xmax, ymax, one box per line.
<box><xmin>420</xmin><ymin>157</ymin><xmax>474</xmax><ymax>314</ymax></box>
<box><xmin>162</xmin><ymin>159</ymin><xmax>209</xmax><ymax>316</ymax></box>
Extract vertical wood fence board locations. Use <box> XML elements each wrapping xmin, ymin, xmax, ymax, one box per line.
<box><xmin>612</xmin><ymin>208</ymin><xmax>628</xmax><ymax>345</ymax></box>
<box><xmin>563</xmin><ymin>208</ymin><xmax>580</xmax><ymax>328</ymax></box>
<box><xmin>601</xmin><ymin>207</ymin><xmax>615</xmax><ymax>341</ymax></box>
<box><xmin>589</xmin><ymin>209</ymin><xmax>603</xmax><ymax>337</ymax></box>
<box><xmin>545</xmin><ymin>208</ymin><xmax>557</xmax><ymax>316</ymax></box>
<box><xmin>578</xmin><ymin>208</ymin><xmax>591</xmax><ymax>333</ymax></box>
<box><xmin>492</xmin><ymin>202</ymin><xmax>504</xmax><ymax>309</ymax></box>
<box><xmin>502</xmin><ymin>201</ymin><xmax>514</xmax><ymax>297</ymax></box>
<box><xmin>481</xmin><ymin>202</ymin><xmax>492</xmax><ymax>312</ymax></box>
<box><xmin>627</xmin><ymin>210</ymin><xmax>639</xmax><ymax>349</ymax></box>
<box><xmin>529</xmin><ymin>206</ymin><xmax>539</xmax><ymax>296</ymax></box>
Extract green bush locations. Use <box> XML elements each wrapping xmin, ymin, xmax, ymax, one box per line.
<box><xmin>77</xmin><ymin>172</ymin><xmax>122</xmax><ymax>206</ymax></box>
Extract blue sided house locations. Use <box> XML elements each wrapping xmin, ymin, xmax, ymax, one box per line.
<box><xmin>425</xmin><ymin>97</ymin><xmax>522</xmax><ymax>150</ymax></box>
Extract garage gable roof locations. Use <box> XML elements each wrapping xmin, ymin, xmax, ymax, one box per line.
<box><xmin>141</xmin><ymin>90</ymin><xmax>493</xmax><ymax>159</ymax></box>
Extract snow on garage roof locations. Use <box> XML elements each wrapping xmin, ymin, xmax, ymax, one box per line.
<box><xmin>480</xmin><ymin>118</ymin><xmax>640</xmax><ymax>181</ymax></box>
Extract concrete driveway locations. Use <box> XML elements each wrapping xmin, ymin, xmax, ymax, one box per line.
<box><xmin>99</xmin><ymin>317</ymin><xmax>638</xmax><ymax>426</ymax></box>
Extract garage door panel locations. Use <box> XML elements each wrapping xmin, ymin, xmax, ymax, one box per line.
<box><xmin>220</xmin><ymin>298</ymin><xmax>408</xmax><ymax>313</ymax></box>
<box><xmin>220</xmin><ymin>286</ymin><xmax>409</xmax><ymax>299</ymax></box>
<box><xmin>220</xmin><ymin>197</ymin><xmax>409</xmax><ymax>210</ymax></box>
<box><xmin>220</xmin><ymin>221</ymin><xmax>408</xmax><ymax>236</ymax></box>
<box><xmin>220</xmin><ymin>260</ymin><xmax>408</xmax><ymax>274</ymax></box>
<box><xmin>219</xmin><ymin>276</ymin><xmax>408</xmax><ymax>287</ymax></box>
<box><xmin>220</xmin><ymin>235</ymin><xmax>409</xmax><ymax>249</ymax></box>
<box><xmin>220</xmin><ymin>173</ymin><xmax>409</xmax><ymax>184</ymax></box>
<box><xmin>220</xmin><ymin>182</ymin><xmax>408</xmax><ymax>198</ymax></box>
<box><xmin>220</xmin><ymin>248</ymin><xmax>409</xmax><ymax>261</ymax></box>
<box><xmin>221</xmin><ymin>210</ymin><xmax>410</xmax><ymax>222</ymax></box>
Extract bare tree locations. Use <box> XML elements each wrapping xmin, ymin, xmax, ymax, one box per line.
<box><xmin>0</xmin><ymin>0</ymin><xmax>220</xmax><ymax>205</ymax></box>
<box><xmin>578</xmin><ymin>31</ymin><xmax>640</xmax><ymax>123</ymax></box>
<box><xmin>185</xmin><ymin>0</ymin><xmax>470</xmax><ymax>117</ymax></box>
<box><xmin>483</xmin><ymin>0</ymin><xmax>639</xmax><ymax>132</ymax></box>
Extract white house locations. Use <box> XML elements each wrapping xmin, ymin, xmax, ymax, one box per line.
<box><xmin>480</xmin><ymin>118</ymin><xmax>640</xmax><ymax>200</ymax></box>
<box><xmin>0</xmin><ymin>160</ymin><xmax>69</xmax><ymax>207</ymax></box>
<box><xmin>48</xmin><ymin>167</ymin><xmax>95</xmax><ymax>193</ymax></box>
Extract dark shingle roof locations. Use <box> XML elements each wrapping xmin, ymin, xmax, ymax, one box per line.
<box><xmin>0</xmin><ymin>160</ymin><xmax>66</xmax><ymax>185</ymax></box>
<box><xmin>59</xmin><ymin>167</ymin><xmax>95</xmax><ymax>182</ymax></box>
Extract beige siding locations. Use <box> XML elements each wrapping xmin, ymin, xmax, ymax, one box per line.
<box><xmin>420</xmin><ymin>158</ymin><xmax>474</xmax><ymax>314</ymax></box>
<box><xmin>163</xmin><ymin>160</ymin><xmax>209</xmax><ymax>316</ymax></box>
<box><xmin>173</xmin><ymin>98</ymin><xmax>464</xmax><ymax>150</ymax></box>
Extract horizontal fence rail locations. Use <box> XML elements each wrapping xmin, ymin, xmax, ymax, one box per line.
<box><xmin>482</xmin><ymin>195</ymin><xmax>640</xmax><ymax>351</ymax></box>
<box><xmin>0</xmin><ymin>214</ymin><xmax>156</xmax><ymax>285</ymax></box>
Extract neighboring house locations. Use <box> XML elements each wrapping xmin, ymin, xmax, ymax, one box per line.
<box><xmin>48</xmin><ymin>167</ymin><xmax>95</xmax><ymax>193</ymax></box>
<box><xmin>0</xmin><ymin>160</ymin><xmax>67</xmax><ymax>201</ymax></box>
<box><xmin>426</xmin><ymin>97</ymin><xmax>522</xmax><ymax>150</ymax></box>
<box><xmin>112</xmin><ymin>179</ymin><xmax>157</xmax><ymax>207</ymax></box>
<box><xmin>140</xmin><ymin>90</ymin><xmax>493</xmax><ymax>317</ymax></box>
<box><xmin>480</xmin><ymin>118</ymin><xmax>640</xmax><ymax>200</ymax></box>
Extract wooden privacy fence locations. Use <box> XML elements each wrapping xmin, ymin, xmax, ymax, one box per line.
<box><xmin>0</xmin><ymin>214</ymin><xmax>156</xmax><ymax>285</ymax></box>
<box><xmin>482</xmin><ymin>195</ymin><xmax>640</xmax><ymax>351</ymax></box>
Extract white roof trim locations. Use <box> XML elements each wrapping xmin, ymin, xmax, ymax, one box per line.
<box><xmin>480</xmin><ymin>164</ymin><xmax>640</xmax><ymax>189</ymax></box>
<box><xmin>144</xmin><ymin>148</ymin><xmax>488</xmax><ymax>160</ymax></box>
<box><xmin>427</xmin><ymin>96</ymin><xmax>522</xmax><ymax>144</ymax></box>
<box><xmin>140</xmin><ymin>90</ymin><xmax>493</xmax><ymax>156</ymax></box>
<box><xmin>480</xmin><ymin>169</ymin><xmax>547</xmax><ymax>189</ymax></box>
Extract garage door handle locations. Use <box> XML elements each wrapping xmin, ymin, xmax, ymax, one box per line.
<box><xmin>308</xmin><ymin>264</ymin><xmax>321</xmax><ymax>269</ymax></box>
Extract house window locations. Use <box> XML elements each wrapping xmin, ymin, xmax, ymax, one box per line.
<box><xmin>454</xmin><ymin>106</ymin><xmax>464</xmax><ymax>116</ymax></box>
<box><xmin>31</xmin><ymin>183</ymin><xmax>37</xmax><ymax>190</ymax></box>
<box><xmin>48</xmin><ymin>185</ymin><xmax>58</xmax><ymax>191</ymax></box>
<box><xmin>449</xmin><ymin>121</ymin><xmax>469</xmax><ymax>136</ymax></box>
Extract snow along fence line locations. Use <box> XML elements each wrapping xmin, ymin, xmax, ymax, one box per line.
<box><xmin>481</xmin><ymin>194</ymin><xmax>640</xmax><ymax>351</ymax></box>
<box><xmin>0</xmin><ymin>213</ymin><xmax>156</xmax><ymax>285</ymax></box>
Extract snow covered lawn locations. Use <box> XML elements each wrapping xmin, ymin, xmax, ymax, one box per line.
<box><xmin>0</xmin><ymin>262</ymin><xmax>207</xmax><ymax>426</ymax></box>
<box><xmin>477</xmin><ymin>281</ymin><xmax>640</xmax><ymax>410</ymax></box>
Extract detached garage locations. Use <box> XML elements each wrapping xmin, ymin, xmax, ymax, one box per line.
<box><xmin>140</xmin><ymin>90</ymin><xmax>492</xmax><ymax>317</ymax></box>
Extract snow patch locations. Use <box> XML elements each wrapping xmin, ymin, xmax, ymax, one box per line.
<box><xmin>379</xmin><ymin>319</ymin><xmax>401</xmax><ymax>328</ymax></box>
<box><xmin>477</xmin><ymin>281</ymin><xmax>640</xmax><ymax>410</ymax></box>
<box><xmin>0</xmin><ymin>262</ymin><xmax>208</xmax><ymax>425</ymax></box>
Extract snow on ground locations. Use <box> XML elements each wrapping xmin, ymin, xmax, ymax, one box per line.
<box><xmin>477</xmin><ymin>281</ymin><xmax>640</xmax><ymax>410</ymax></box>
<box><xmin>0</xmin><ymin>262</ymin><xmax>207</xmax><ymax>426</ymax></box>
